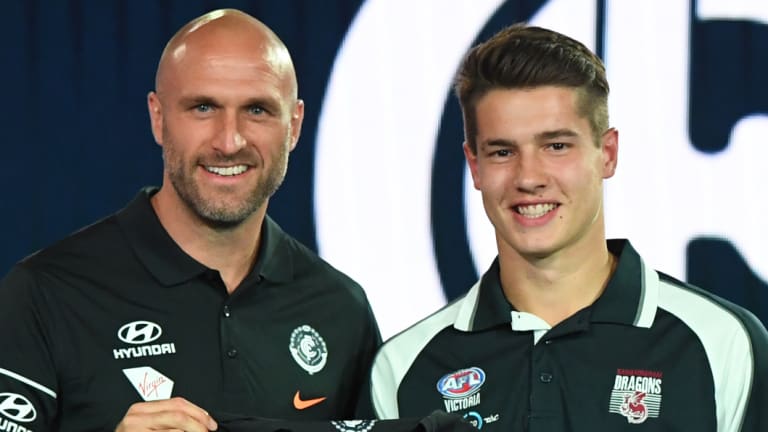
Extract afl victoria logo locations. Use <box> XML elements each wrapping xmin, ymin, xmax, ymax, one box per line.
<box><xmin>436</xmin><ymin>367</ymin><xmax>486</xmax><ymax>399</ymax></box>
<box><xmin>118</xmin><ymin>320</ymin><xmax>162</xmax><ymax>344</ymax></box>
<box><xmin>0</xmin><ymin>392</ymin><xmax>37</xmax><ymax>422</ymax></box>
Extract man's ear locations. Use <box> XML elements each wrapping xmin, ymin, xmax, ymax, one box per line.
<box><xmin>147</xmin><ymin>91</ymin><xmax>163</xmax><ymax>146</ymax></box>
<box><xmin>288</xmin><ymin>99</ymin><xmax>305</xmax><ymax>152</ymax></box>
<box><xmin>601</xmin><ymin>127</ymin><xmax>618</xmax><ymax>179</ymax></box>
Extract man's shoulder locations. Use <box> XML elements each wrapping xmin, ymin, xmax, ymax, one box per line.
<box><xmin>18</xmin><ymin>212</ymin><xmax>124</xmax><ymax>272</ymax></box>
<box><xmin>268</xmin><ymin>219</ymin><xmax>364</xmax><ymax>293</ymax></box>
<box><xmin>382</xmin><ymin>297</ymin><xmax>465</xmax><ymax>355</ymax></box>
<box><xmin>373</xmin><ymin>291</ymin><xmax>472</xmax><ymax>381</ymax></box>
<box><xmin>656</xmin><ymin>272</ymin><xmax>767</xmax><ymax>338</ymax></box>
<box><xmin>369</xmin><ymin>291</ymin><xmax>473</xmax><ymax>419</ymax></box>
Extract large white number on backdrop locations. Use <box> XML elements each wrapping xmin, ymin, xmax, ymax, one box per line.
<box><xmin>603</xmin><ymin>1</ymin><xmax>768</xmax><ymax>283</ymax></box>
<box><xmin>316</xmin><ymin>0</ymin><xmax>596</xmax><ymax>339</ymax></box>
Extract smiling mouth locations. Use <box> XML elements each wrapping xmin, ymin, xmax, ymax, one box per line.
<box><xmin>205</xmin><ymin>165</ymin><xmax>248</xmax><ymax>176</ymax></box>
<box><xmin>515</xmin><ymin>203</ymin><xmax>558</xmax><ymax>218</ymax></box>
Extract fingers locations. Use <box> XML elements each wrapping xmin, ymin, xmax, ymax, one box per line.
<box><xmin>115</xmin><ymin>397</ymin><xmax>218</xmax><ymax>431</ymax></box>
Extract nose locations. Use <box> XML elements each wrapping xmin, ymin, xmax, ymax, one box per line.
<box><xmin>213</xmin><ymin>111</ymin><xmax>247</xmax><ymax>154</ymax></box>
<box><xmin>515</xmin><ymin>150</ymin><xmax>548</xmax><ymax>193</ymax></box>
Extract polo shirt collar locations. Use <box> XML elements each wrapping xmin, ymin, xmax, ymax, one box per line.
<box><xmin>253</xmin><ymin>215</ymin><xmax>294</xmax><ymax>283</ymax></box>
<box><xmin>590</xmin><ymin>239</ymin><xmax>659</xmax><ymax>328</ymax></box>
<box><xmin>117</xmin><ymin>187</ymin><xmax>294</xmax><ymax>286</ymax></box>
<box><xmin>453</xmin><ymin>239</ymin><xmax>659</xmax><ymax>332</ymax></box>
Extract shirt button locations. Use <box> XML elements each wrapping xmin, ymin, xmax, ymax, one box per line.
<box><xmin>226</xmin><ymin>348</ymin><xmax>238</xmax><ymax>358</ymax></box>
<box><xmin>223</xmin><ymin>305</ymin><xmax>231</xmax><ymax>318</ymax></box>
<box><xmin>544</xmin><ymin>339</ymin><xmax>552</xmax><ymax>345</ymax></box>
<box><xmin>539</xmin><ymin>372</ymin><xmax>553</xmax><ymax>383</ymax></box>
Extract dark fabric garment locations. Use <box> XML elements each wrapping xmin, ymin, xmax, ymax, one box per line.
<box><xmin>0</xmin><ymin>187</ymin><xmax>381</xmax><ymax>431</ymax></box>
<box><xmin>216</xmin><ymin>410</ymin><xmax>477</xmax><ymax>432</ymax></box>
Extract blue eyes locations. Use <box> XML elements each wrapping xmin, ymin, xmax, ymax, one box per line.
<box><xmin>191</xmin><ymin>105</ymin><xmax>267</xmax><ymax>115</ymax></box>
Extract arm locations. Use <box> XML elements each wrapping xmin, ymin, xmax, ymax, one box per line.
<box><xmin>729</xmin><ymin>308</ymin><xmax>768</xmax><ymax>432</ymax></box>
<box><xmin>353</xmin><ymin>302</ymin><xmax>383</xmax><ymax>419</ymax></box>
<box><xmin>0</xmin><ymin>265</ymin><xmax>59</xmax><ymax>430</ymax></box>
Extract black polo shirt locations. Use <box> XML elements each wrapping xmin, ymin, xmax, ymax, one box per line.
<box><xmin>369</xmin><ymin>240</ymin><xmax>768</xmax><ymax>431</ymax></box>
<box><xmin>0</xmin><ymin>188</ymin><xmax>381</xmax><ymax>431</ymax></box>
<box><xmin>214</xmin><ymin>410</ymin><xmax>476</xmax><ymax>432</ymax></box>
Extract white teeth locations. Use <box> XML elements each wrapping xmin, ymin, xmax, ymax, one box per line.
<box><xmin>516</xmin><ymin>203</ymin><xmax>556</xmax><ymax>218</ymax></box>
<box><xmin>205</xmin><ymin>165</ymin><xmax>248</xmax><ymax>176</ymax></box>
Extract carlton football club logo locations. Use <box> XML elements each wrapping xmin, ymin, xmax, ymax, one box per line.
<box><xmin>330</xmin><ymin>420</ymin><xmax>376</xmax><ymax>432</ymax></box>
<box><xmin>289</xmin><ymin>325</ymin><xmax>328</xmax><ymax>375</ymax></box>
<box><xmin>436</xmin><ymin>367</ymin><xmax>486</xmax><ymax>413</ymax></box>
<box><xmin>609</xmin><ymin>369</ymin><xmax>663</xmax><ymax>424</ymax></box>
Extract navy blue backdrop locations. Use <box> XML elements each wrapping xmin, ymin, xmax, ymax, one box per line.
<box><xmin>3</xmin><ymin>0</ymin><xmax>767</xmax><ymax>332</ymax></box>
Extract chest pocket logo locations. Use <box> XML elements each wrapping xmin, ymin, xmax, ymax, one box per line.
<box><xmin>0</xmin><ymin>392</ymin><xmax>37</xmax><ymax>423</ymax></box>
<box><xmin>118</xmin><ymin>321</ymin><xmax>163</xmax><ymax>344</ymax></box>
<box><xmin>289</xmin><ymin>325</ymin><xmax>328</xmax><ymax>375</ymax></box>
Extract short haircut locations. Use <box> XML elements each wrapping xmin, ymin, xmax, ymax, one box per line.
<box><xmin>455</xmin><ymin>23</ymin><xmax>609</xmax><ymax>152</ymax></box>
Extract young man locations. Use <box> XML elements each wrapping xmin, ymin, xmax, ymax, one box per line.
<box><xmin>0</xmin><ymin>9</ymin><xmax>380</xmax><ymax>432</ymax></box>
<box><xmin>368</xmin><ymin>24</ymin><xmax>767</xmax><ymax>431</ymax></box>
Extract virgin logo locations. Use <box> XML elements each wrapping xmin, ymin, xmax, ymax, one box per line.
<box><xmin>0</xmin><ymin>392</ymin><xmax>37</xmax><ymax>422</ymax></box>
<box><xmin>138</xmin><ymin>372</ymin><xmax>167</xmax><ymax>399</ymax></box>
<box><xmin>118</xmin><ymin>321</ymin><xmax>162</xmax><ymax>344</ymax></box>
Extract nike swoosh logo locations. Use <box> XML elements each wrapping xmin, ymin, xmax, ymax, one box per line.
<box><xmin>293</xmin><ymin>390</ymin><xmax>327</xmax><ymax>410</ymax></box>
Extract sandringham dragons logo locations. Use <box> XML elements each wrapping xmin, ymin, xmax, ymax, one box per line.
<box><xmin>609</xmin><ymin>369</ymin><xmax>663</xmax><ymax>424</ymax></box>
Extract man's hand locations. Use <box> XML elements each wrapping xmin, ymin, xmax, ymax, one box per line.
<box><xmin>115</xmin><ymin>397</ymin><xmax>218</xmax><ymax>431</ymax></box>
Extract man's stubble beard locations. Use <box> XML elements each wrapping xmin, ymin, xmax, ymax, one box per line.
<box><xmin>163</xmin><ymin>136</ymin><xmax>289</xmax><ymax>230</ymax></box>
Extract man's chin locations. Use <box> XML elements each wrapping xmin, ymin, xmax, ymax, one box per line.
<box><xmin>191</xmin><ymin>200</ymin><xmax>262</xmax><ymax>230</ymax></box>
<box><xmin>508</xmin><ymin>238</ymin><xmax>560</xmax><ymax>260</ymax></box>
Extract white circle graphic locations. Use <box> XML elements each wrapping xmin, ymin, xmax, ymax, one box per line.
<box><xmin>315</xmin><ymin>0</ymin><xmax>595</xmax><ymax>339</ymax></box>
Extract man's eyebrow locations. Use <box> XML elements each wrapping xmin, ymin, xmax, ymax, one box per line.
<box><xmin>240</xmin><ymin>96</ymin><xmax>281</xmax><ymax>110</ymax></box>
<box><xmin>534</xmin><ymin>128</ymin><xmax>579</xmax><ymax>140</ymax></box>
<box><xmin>482</xmin><ymin>138</ymin><xmax>517</xmax><ymax>148</ymax></box>
<box><xmin>177</xmin><ymin>95</ymin><xmax>218</xmax><ymax>106</ymax></box>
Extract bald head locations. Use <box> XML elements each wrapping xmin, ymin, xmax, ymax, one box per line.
<box><xmin>155</xmin><ymin>9</ymin><xmax>298</xmax><ymax>100</ymax></box>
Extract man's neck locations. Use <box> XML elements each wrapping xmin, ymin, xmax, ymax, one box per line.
<box><xmin>151</xmin><ymin>189</ymin><xmax>265</xmax><ymax>294</ymax></box>
<box><xmin>498</xmin><ymin>237</ymin><xmax>616</xmax><ymax>327</ymax></box>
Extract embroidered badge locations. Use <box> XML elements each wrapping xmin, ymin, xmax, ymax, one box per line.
<box><xmin>331</xmin><ymin>420</ymin><xmax>376</xmax><ymax>432</ymax></box>
<box><xmin>436</xmin><ymin>367</ymin><xmax>485</xmax><ymax>413</ymax></box>
<box><xmin>609</xmin><ymin>369</ymin><xmax>663</xmax><ymax>424</ymax></box>
<box><xmin>289</xmin><ymin>325</ymin><xmax>328</xmax><ymax>375</ymax></box>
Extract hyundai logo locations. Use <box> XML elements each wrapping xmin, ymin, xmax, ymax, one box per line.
<box><xmin>0</xmin><ymin>393</ymin><xmax>37</xmax><ymax>422</ymax></box>
<box><xmin>118</xmin><ymin>320</ymin><xmax>162</xmax><ymax>344</ymax></box>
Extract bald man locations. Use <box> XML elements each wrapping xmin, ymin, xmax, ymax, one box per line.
<box><xmin>0</xmin><ymin>9</ymin><xmax>380</xmax><ymax>431</ymax></box>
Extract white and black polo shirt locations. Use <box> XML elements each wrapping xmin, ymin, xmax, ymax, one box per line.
<box><xmin>369</xmin><ymin>240</ymin><xmax>767</xmax><ymax>431</ymax></box>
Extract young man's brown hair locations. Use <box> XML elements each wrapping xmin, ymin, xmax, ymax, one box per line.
<box><xmin>455</xmin><ymin>23</ymin><xmax>610</xmax><ymax>151</ymax></box>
